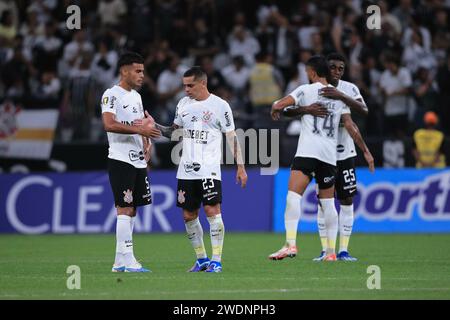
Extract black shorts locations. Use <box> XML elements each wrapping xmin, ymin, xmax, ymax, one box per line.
<box><xmin>291</xmin><ymin>157</ymin><xmax>337</xmax><ymax>189</ymax></box>
<box><xmin>107</xmin><ymin>158</ymin><xmax>152</xmax><ymax>207</ymax></box>
<box><xmin>177</xmin><ymin>178</ymin><xmax>222</xmax><ymax>211</ymax></box>
<box><xmin>336</xmin><ymin>157</ymin><xmax>357</xmax><ymax>200</ymax></box>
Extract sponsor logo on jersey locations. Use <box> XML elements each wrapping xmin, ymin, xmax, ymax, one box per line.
<box><xmin>133</xmin><ymin>107</ymin><xmax>138</xmax><ymax>113</ymax></box>
<box><xmin>191</xmin><ymin>116</ymin><xmax>198</xmax><ymax>122</ymax></box>
<box><xmin>324</xmin><ymin>176</ymin><xmax>335</xmax><ymax>184</ymax></box>
<box><xmin>202</xmin><ymin>111</ymin><xmax>212</xmax><ymax>123</ymax></box>
<box><xmin>184</xmin><ymin>129</ymin><xmax>209</xmax><ymax>144</ymax></box>
<box><xmin>177</xmin><ymin>190</ymin><xmax>186</xmax><ymax>204</ymax></box>
<box><xmin>123</xmin><ymin>189</ymin><xmax>133</xmax><ymax>204</ymax></box>
<box><xmin>224</xmin><ymin>111</ymin><xmax>231</xmax><ymax>127</ymax></box>
<box><xmin>184</xmin><ymin>162</ymin><xmax>201</xmax><ymax>173</ymax></box>
<box><xmin>337</xmin><ymin>144</ymin><xmax>345</xmax><ymax>153</ymax></box>
<box><xmin>121</xmin><ymin>120</ymin><xmax>133</xmax><ymax>126</ymax></box>
<box><xmin>129</xmin><ymin>150</ymin><xmax>144</xmax><ymax>161</ymax></box>
<box><xmin>110</xmin><ymin>96</ymin><xmax>116</xmax><ymax>109</ymax></box>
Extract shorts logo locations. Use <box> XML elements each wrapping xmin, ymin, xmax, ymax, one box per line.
<box><xmin>337</xmin><ymin>144</ymin><xmax>345</xmax><ymax>153</ymax></box>
<box><xmin>324</xmin><ymin>176</ymin><xmax>334</xmax><ymax>184</ymax></box>
<box><xmin>184</xmin><ymin>162</ymin><xmax>201</xmax><ymax>173</ymax></box>
<box><xmin>202</xmin><ymin>111</ymin><xmax>212</xmax><ymax>123</ymax></box>
<box><xmin>178</xmin><ymin>190</ymin><xmax>186</xmax><ymax>204</ymax></box>
<box><xmin>123</xmin><ymin>189</ymin><xmax>133</xmax><ymax>204</ymax></box>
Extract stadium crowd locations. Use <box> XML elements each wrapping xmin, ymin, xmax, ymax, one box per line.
<box><xmin>0</xmin><ymin>0</ymin><xmax>449</xmax><ymax>167</ymax></box>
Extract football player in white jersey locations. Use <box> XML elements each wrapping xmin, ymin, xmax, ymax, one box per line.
<box><xmin>268</xmin><ymin>55</ymin><xmax>374</xmax><ymax>261</ymax></box>
<box><xmin>311</xmin><ymin>53</ymin><xmax>372</xmax><ymax>261</ymax></box>
<box><xmin>152</xmin><ymin>66</ymin><xmax>248</xmax><ymax>273</ymax></box>
<box><xmin>101</xmin><ymin>52</ymin><xmax>161</xmax><ymax>272</ymax></box>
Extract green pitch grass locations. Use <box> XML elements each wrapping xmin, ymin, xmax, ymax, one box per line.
<box><xmin>0</xmin><ymin>233</ymin><xmax>449</xmax><ymax>300</ymax></box>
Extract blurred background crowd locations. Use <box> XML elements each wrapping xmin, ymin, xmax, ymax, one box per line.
<box><xmin>0</xmin><ymin>0</ymin><xmax>449</xmax><ymax>169</ymax></box>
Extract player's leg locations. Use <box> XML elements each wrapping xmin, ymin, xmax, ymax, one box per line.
<box><xmin>202</xmin><ymin>179</ymin><xmax>224</xmax><ymax>273</ymax></box>
<box><xmin>269</xmin><ymin>157</ymin><xmax>312</xmax><ymax>260</ymax></box>
<box><xmin>124</xmin><ymin>168</ymin><xmax>153</xmax><ymax>272</ymax></box>
<box><xmin>316</xmin><ymin>162</ymin><xmax>338</xmax><ymax>261</ymax></box>
<box><xmin>178</xmin><ymin>179</ymin><xmax>209</xmax><ymax>272</ymax></box>
<box><xmin>204</xmin><ymin>203</ymin><xmax>223</xmax><ymax>273</ymax></box>
<box><xmin>335</xmin><ymin>158</ymin><xmax>358</xmax><ymax>261</ymax></box>
<box><xmin>313</xmin><ymin>185</ymin><xmax>327</xmax><ymax>261</ymax></box>
<box><xmin>107</xmin><ymin>159</ymin><xmax>149</xmax><ymax>272</ymax></box>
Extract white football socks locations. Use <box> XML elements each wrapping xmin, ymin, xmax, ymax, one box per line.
<box><xmin>115</xmin><ymin>215</ymin><xmax>135</xmax><ymax>266</ymax></box>
<box><xmin>320</xmin><ymin>198</ymin><xmax>338</xmax><ymax>255</ymax></box>
<box><xmin>339</xmin><ymin>204</ymin><xmax>354</xmax><ymax>253</ymax></box>
<box><xmin>207</xmin><ymin>214</ymin><xmax>225</xmax><ymax>262</ymax></box>
<box><xmin>185</xmin><ymin>217</ymin><xmax>207</xmax><ymax>259</ymax></box>
<box><xmin>284</xmin><ymin>191</ymin><xmax>302</xmax><ymax>247</ymax></box>
<box><xmin>317</xmin><ymin>205</ymin><xmax>328</xmax><ymax>252</ymax></box>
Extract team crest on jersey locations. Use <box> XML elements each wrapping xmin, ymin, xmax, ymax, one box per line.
<box><xmin>202</xmin><ymin>111</ymin><xmax>213</xmax><ymax>123</ymax></box>
<box><xmin>123</xmin><ymin>189</ymin><xmax>133</xmax><ymax>204</ymax></box>
<box><xmin>177</xmin><ymin>190</ymin><xmax>186</xmax><ymax>204</ymax></box>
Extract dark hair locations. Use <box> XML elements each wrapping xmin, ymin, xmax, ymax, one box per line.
<box><xmin>183</xmin><ymin>66</ymin><xmax>207</xmax><ymax>81</ymax></box>
<box><xmin>326</xmin><ymin>52</ymin><xmax>346</xmax><ymax>64</ymax></box>
<box><xmin>306</xmin><ymin>55</ymin><xmax>329</xmax><ymax>78</ymax></box>
<box><xmin>117</xmin><ymin>52</ymin><xmax>144</xmax><ymax>70</ymax></box>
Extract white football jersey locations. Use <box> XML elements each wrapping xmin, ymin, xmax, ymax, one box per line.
<box><xmin>101</xmin><ymin>85</ymin><xmax>147</xmax><ymax>168</ymax></box>
<box><xmin>289</xmin><ymin>82</ymin><xmax>350</xmax><ymax>165</ymax></box>
<box><xmin>336</xmin><ymin>80</ymin><xmax>366</xmax><ymax>161</ymax></box>
<box><xmin>174</xmin><ymin>94</ymin><xmax>235</xmax><ymax>180</ymax></box>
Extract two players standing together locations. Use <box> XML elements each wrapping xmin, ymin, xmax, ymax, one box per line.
<box><xmin>101</xmin><ymin>51</ymin><xmax>373</xmax><ymax>273</ymax></box>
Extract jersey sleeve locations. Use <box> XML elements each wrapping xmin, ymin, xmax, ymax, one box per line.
<box><xmin>341</xmin><ymin>103</ymin><xmax>351</xmax><ymax>115</ymax></box>
<box><xmin>101</xmin><ymin>89</ymin><xmax>117</xmax><ymax>114</ymax></box>
<box><xmin>288</xmin><ymin>84</ymin><xmax>307</xmax><ymax>106</ymax></box>
<box><xmin>218</xmin><ymin>101</ymin><xmax>235</xmax><ymax>133</ymax></box>
<box><xmin>348</xmin><ymin>83</ymin><xmax>364</xmax><ymax>102</ymax></box>
<box><xmin>173</xmin><ymin>99</ymin><xmax>183</xmax><ymax>126</ymax></box>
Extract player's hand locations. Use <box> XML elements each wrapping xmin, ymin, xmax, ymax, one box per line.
<box><xmin>271</xmin><ymin>108</ymin><xmax>281</xmax><ymax>121</ymax></box>
<box><xmin>364</xmin><ymin>150</ymin><xmax>375</xmax><ymax>173</ymax></box>
<box><xmin>304</xmin><ymin>103</ymin><xmax>328</xmax><ymax>118</ymax></box>
<box><xmin>236</xmin><ymin>166</ymin><xmax>248</xmax><ymax>188</ymax></box>
<box><xmin>144</xmin><ymin>139</ymin><xmax>152</xmax><ymax>162</ymax></box>
<box><xmin>319</xmin><ymin>87</ymin><xmax>344</xmax><ymax>100</ymax></box>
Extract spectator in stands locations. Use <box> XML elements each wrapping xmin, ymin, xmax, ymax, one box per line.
<box><xmin>156</xmin><ymin>54</ymin><xmax>187</xmax><ymax>123</ymax></box>
<box><xmin>248</xmin><ymin>52</ymin><xmax>283</xmax><ymax>128</ymax></box>
<box><xmin>60</xmin><ymin>30</ymin><xmax>94</xmax><ymax>80</ymax></box>
<box><xmin>97</xmin><ymin>0</ymin><xmax>127</xmax><ymax>28</ymax></box>
<box><xmin>228</xmin><ymin>25</ymin><xmax>260</xmax><ymax>67</ymax></box>
<box><xmin>412</xmin><ymin>67</ymin><xmax>439</xmax><ymax>126</ymax></box>
<box><xmin>379</xmin><ymin>54</ymin><xmax>414</xmax><ymax>136</ymax></box>
<box><xmin>199</xmin><ymin>55</ymin><xmax>226</xmax><ymax>95</ymax></box>
<box><xmin>221</xmin><ymin>55</ymin><xmax>250</xmax><ymax>111</ymax></box>
<box><xmin>436</xmin><ymin>51</ymin><xmax>450</xmax><ymax>135</ymax></box>
<box><xmin>412</xmin><ymin>111</ymin><xmax>446</xmax><ymax>168</ymax></box>
<box><xmin>0</xmin><ymin>10</ymin><xmax>17</xmax><ymax>46</ymax></box>
<box><xmin>188</xmin><ymin>18</ymin><xmax>219</xmax><ymax>61</ymax></box>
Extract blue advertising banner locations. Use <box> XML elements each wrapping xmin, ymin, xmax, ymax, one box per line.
<box><xmin>0</xmin><ymin>169</ymin><xmax>272</xmax><ymax>234</ymax></box>
<box><xmin>273</xmin><ymin>168</ymin><xmax>450</xmax><ymax>233</ymax></box>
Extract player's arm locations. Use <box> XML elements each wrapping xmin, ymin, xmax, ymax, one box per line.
<box><xmin>270</xmin><ymin>95</ymin><xmax>296</xmax><ymax>120</ymax></box>
<box><xmin>154</xmin><ymin>123</ymin><xmax>181</xmax><ymax>139</ymax></box>
<box><xmin>142</xmin><ymin>136</ymin><xmax>151</xmax><ymax>163</ymax></box>
<box><xmin>320</xmin><ymin>87</ymin><xmax>368</xmax><ymax>116</ymax></box>
<box><xmin>282</xmin><ymin>103</ymin><xmax>329</xmax><ymax>118</ymax></box>
<box><xmin>341</xmin><ymin>113</ymin><xmax>375</xmax><ymax>172</ymax></box>
<box><xmin>225</xmin><ymin>130</ymin><xmax>248</xmax><ymax>188</ymax></box>
<box><xmin>102</xmin><ymin>112</ymin><xmax>160</xmax><ymax>138</ymax></box>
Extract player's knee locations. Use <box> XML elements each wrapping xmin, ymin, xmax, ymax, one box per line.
<box><xmin>340</xmin><ymin>197</ymin><xmax>353</xmax><ymax>206</ymax></box>
<box><xmin>204</xmin><ymin>204</ymin><xmax>220</xmax><ymax>217</ymax></box>
<box><xmin>117</xmin><ymin>206</ymin><xmax>134</xmax><ymax>217</ymax></box>
<box><xmin>183</xmin><ymin>210</ymin><xmax>199</xmax><ymax>222</ymax></box>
